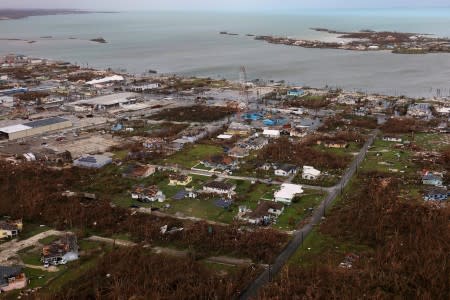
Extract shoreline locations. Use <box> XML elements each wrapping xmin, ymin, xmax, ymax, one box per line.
<box><xmin>2</xmin><ymin>53</ymin><xmax>449</xmax><ymax>100</ymax></box>
<box><xmin>224</xmin><ymin>28</ymin><xmax>450</xmax><ymax>54</ymax></box>
<box><xmin>0</xmin><ymin>9</ymin><xmax>116</xmax><ymax>21</ymax></box>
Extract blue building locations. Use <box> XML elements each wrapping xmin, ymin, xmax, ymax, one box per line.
<box><xmin>111</xmin><ymin>124</ymin><xmax>124</xmax><ymax>132</ymax></box>
<box><xmin>243</xmin><ymin>113</ymin><xmax>264</xmax><ymax>121</ymax></box>
<box><xmin>423</xmin><ymin>189</ymin><xmax>449</xmax><ymax>202</ymax></box>
<box><xmin>263</xmin><ymin>119</ymin><xmax>276</xmax><ymax>126</ymax></box>
<box><xmin>422</xmin><ymin>173</ymin><xmax>443</xmax><ymax>187</ymax></box>
<box><xmin>0</xmin><ymin>87</ymin><xmax>28</xmax><ymax>96</ymax></box>
<box><xmin>287</xmin><ymin>89</ymin><xmax>305</xmax><ymax>97</ymax></box>
<box><xmin>263</xmin><ymin>118</ymin><xmax>287</xmax><ymax>126</ymax></box>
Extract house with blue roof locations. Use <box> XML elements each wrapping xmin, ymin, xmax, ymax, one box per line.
<box><xmin>422</xmin><ymin>173</ymin><xmax>443</xmax><ymax>187</ymax></box>
<box><xmin>423</xmin><ymin>189</ymin><xmax>449</xmax><ymax>202</ymax></box>
<box><xmin>287</xmin><ymin>89</ymin><xmax>305</xmax><ymax>97</ymax></box>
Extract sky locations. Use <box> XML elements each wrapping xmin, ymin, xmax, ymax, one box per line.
<box><xmin>1</xmin><ymin>0</ymin><xmax>449</xmax><ymax>11</ymax></box>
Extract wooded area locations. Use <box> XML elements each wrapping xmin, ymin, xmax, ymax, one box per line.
<box><xmin>40</xmin><ymin>247</ymin><xmax>259</xmax><ymax>299</ymax></box>
<box><xmin>0</xmin><ymin>162</ymin><xmax>288</xmax><ymax>263</ymax></box>
<box><xmin>258</xmin><ymin>137</ymin><xmax>352</xmax><ymax>170</ymax></box>
<box><xmin>258</xmin><ymin>172</ymin><xmax>450</xmax><ymax>299</ymax></box>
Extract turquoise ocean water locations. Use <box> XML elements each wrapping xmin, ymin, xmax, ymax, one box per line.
<box><xmin>1</xmin><ymin>9</ymin><xmax>450</xmax><ymax>97</ymax></box>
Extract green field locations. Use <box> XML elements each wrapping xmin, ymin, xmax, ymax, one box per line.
<box><xmin>288</xmin><ymin>229</ymin><xmax>371</xmax><ymax>267</ymax></box>
<box><xmin>275</xmin><ymin>191</ymin><xmax>325</xmax><ymax>231</ymax></box>
<box><xmin>164</xmin><ymin>180</ymin><xmax>277</xmax><ymax>224</ymax></box>
<box><xmin>160</xmin><ymin>144</ymin><xmax>224</xmax><ymax>168</ymax></box>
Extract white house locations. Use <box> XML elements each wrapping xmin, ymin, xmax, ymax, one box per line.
<box><xmin>203</xmin><ymin>181</ymin><xmax>236</xmax><ymax>198</ymax></box>
<box><xmin>382</xmin><ymin>136</ymin><xmax>403</xmax><ymax>143</ymax></box>
<box><xmin>302</xmin><ymin>166</ymin><xmax>321</xmax><ymax>180</ymax></box>
<box><xmin>0</xmin><ymin>95</ymin><xmax>13</xmax><ymax>107</ymax></box>
<box><xmin>436</xmin><ymin>106</ymin><xmax>450</xmax><ymax>116</ymax></box>
<box><xmin>131</xmin><ymin>185</ymin><xmax>166</xmax><ymax>203</ymax></box>
<box><xmin>274</xmin><ymin>164</ymin><xmax>297</xmax><ymax>177</ymax></box>
<box><xmin>274</xmin><ymin>184</ymin><xmax>304</xmax><ymax>205</ymax></box>
<box><xmin>263</xmin><ymin>129</ymin><xmax>280</xmax><ymax>138</ymax></box>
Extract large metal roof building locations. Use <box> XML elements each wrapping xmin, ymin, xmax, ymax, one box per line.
<box><xmin>0</xmin><ymin>117</ymin><xmax>72</xmax><ymax>140</ymax></box>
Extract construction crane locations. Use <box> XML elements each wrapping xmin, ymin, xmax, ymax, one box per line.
<box><xmin>239</xmin><ymin>66</ymin><xmax>250</xmax><ymax>107</ymax></box>
<box><xmin>237</xmin><ymin>66</ymin><xmax>251</xmax><ymax>121</ymax></box>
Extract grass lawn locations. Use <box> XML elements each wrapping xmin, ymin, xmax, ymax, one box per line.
<box><xmin>192</xmin><ymin>162</ymin><xmax>214</xmax><ymax>171</ymax></box>
<box><xmin>19</xmin><ymin>223</ymin><xmax>50</xmax><ymax>240</ymax></box>
<box><xmin>166</xmin><ymin>198</ymin><xmax>235</xmax><ymax>223</ymax></box>
<box><xmin>201</xmin><ymin>261</ymin><xmax>238</xmax><ymax>275</ymax></box>
<box><xmin>274</xmin><ymin>191</ymin><xmax>325</xmax><ymax>231</ymax></box>
<box><xmin>19</xmin><ymin>248</ymin><xmax>42</xmax><ymax>266</ymax></box>
<box><xmin>112</xmin><ymin>149</ymin><xmax>128</xmax><ymax>160</ymax></box>
<box><xmin>160</xmin><ymin>144</ymin><xmax>223</xmax><ymax>168</ymax></box>
<box><xmin>43</xmin><ymin>256</ymin><xmax>100</xmax><ymax>294</ymax></box>
<box><xmin>25</xmin><ymin>267</ymin><xmax>58</xmax><ymax>288</ymax></box>
<box><xmin>163</xmin><ymin>179</ymin><xmax>280</xmax><ymax>224</ymax></box>
<box><xmin>406</xmin><ymin>132</ymin><xmax>449</xmax><ymax>151</ymax></box>
<box><xmin>38</xmin><ymin>235</ymin><xmax>59</xmax><ymax>245</ymax></box>
<box><xmin>288</xmin><ymin>229</ymin><xmax>371</xmax><ymax>267</ymax></box>
<box><xmin>361</xmin><ymin>138</ymin><xmax>418</xmax><ymax>174</ymax></box>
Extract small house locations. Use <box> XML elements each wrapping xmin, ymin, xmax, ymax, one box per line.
<box><xmin>382</xmin><ymin>136</ymin><xmax>403</xmax><ymax>143</ymax></box>
<box><xmin>0</xmin><ymin>220</ymin><xmax>22</xmax><ymax>240</ymax></box>
<box><xmin>0</xmin><ymin>266</ymin><xmax>27</xmax><ymax>292</ymax></box>
<box><xmin>203</xmin><ymin>181</ymin><xmax>236</xmax><ymax>198</ymax></box>
<box><xmin>274</xmin><ymin>184</ymin><xmax>304</xmax><ymax>205</ymax></box>
<box><xmin>131</xmin><ymin>185</ymin><xmax>166</xmax><ymax>202</ymax></box>
<box><xmin>228</xmin><ymin>146</ymin><xmax>250</xmax><ymax>159</ymax></box>
<box><xmin>245</xmin><ymin>137</ymin><xmax>268</xmax><ymax>150</ymax></box>
<box><xmin>422</xmin><ymin>172</ymin><xmax>443</xmax><ymax>187</ymax></box>
<box><xmin>423</xmin><ymin>188</ymin><xmax>449</xmax><ymax>202</ymax></box>
<box><xmin>203</xmin><ymin>155</ymin><xmax>237</xmax><ymax>170</ymax></box>
<box><xmin>226</xmin><ymin>122</ymin><xmax>252</xmax><ymax>136</ymax></box>
<box><xmin>324</xmin><ymin>141</ymin><xmax>349</xmax><ymax>149</ymax></box>
<box><xmin>238</xmin><ymin>201</ymin><xmax>285</xmax><ymax>225</ymax></box>
<box><xmin>41</xmin><ymin>234</ymin><xmax>79</xmax><ymax>266</ymax></box>
<box><xmin>122</xmin><ymin>164</ymin><xmax>156</xmax><ymax>179</ymax></box>
<box><xmin>73</xmin><ymin>155</ymin><xmax>112</xmax><ymax>169</ymax></box>
<box><xmin>302</xmin><ymin>166</ymin><xmax>321</xmax><ymax>180</ymax></box>
<box><xmin>275</xmin><ymin>164</ymin><xmax>297</xmax><ymax>177</ymax></box>
<box><xmin>262</xmin><ymin>129</ymin><xmax>280</xmax><ymax>138</ymax></box>
<box><xmin>169</xmin><ymin>174</ymin><xmax>192</xmax><ymax>186</ymax></box>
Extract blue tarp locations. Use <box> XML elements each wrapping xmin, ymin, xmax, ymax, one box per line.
<box><xmin>243</xmin><ymin>113</ymin><xmax>264</xmax><ymax>121</ymax></box>
<box><xmin>215</xmin><ymin>199</ymin><xmax>233</xmax><ymax>209</ymax></box>
<box><xmin>173</xmin><ymin>189</ymin><xmax>187</xmax><ymax>201</ymax></box>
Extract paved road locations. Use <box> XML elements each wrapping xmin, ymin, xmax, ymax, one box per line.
<box><xmin>238</xmin><ymin>130</ymin><xmax>378</xmax><ymax>300</ymax></box>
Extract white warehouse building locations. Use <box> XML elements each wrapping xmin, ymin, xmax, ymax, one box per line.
<box><xmin>0</xmin><ymin>117</ymin><xmax>72</xmax><ymax>141</ymax></box>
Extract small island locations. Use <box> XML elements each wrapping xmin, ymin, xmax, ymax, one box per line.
<box><xmin>223</xmin><ymin>28</ymin><xmax>450</xmax><ymax>54</ymax></box>
<box><xmin>90</xmin><ymin>37</ymin><xmax>108</xmax><ymax>44</ymax></box>
<box><xmin>219</xmin><ymin>31</ymin><xmax>239</xmax><ymax>36</ymax></box>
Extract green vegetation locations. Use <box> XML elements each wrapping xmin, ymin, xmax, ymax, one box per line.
<box><xmin>288</xmin><ymin>229</ymin><xmax>370</xmax><ymax>267</ymax></box>
<box><xmin>161</xmin><ymin>144</ymin><xmax>223</xmax><ymax>168</ymax></box>
<box><xmin>275</xmin><ymin>191</ymin><xmax>325</xmax><ymax>231</ymax></box>
<box><xmin>38</xmin><ymin>235</ymin><xmax>58</xmax><ymax>245</ymax></box>
<box><xmin>19</xmin><ymin>223</ymin><xmax>50</xmax><ymax>240</ymax></box>
<box><xmin>167</xmin><ymin>198</ymin><xmax>234</xmax><ymax>223</ymax></box>
<box><xmin>19</xmin><ymin>248</ymin><xmax>42</xmax><ymax>266</ymax></box>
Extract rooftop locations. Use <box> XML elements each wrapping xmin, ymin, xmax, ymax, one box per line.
<box><xmin>274</xmin><ymin>183</ymin><xmax>304</xmax><ymax>200</ymax></box>
<box><xmin>23</xmin><ymin>117</ymin><xmax>70</xmax><ymax>128</ymax></box>
<box><xmin>0</xmin><ymin>124</ymin><xmax>32</xmax><ymax>134</ymax></box>
<box><xmin>73</xmin><ymin>92</ymin><xmax>137</xmax><ymax>106</ymax></box>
